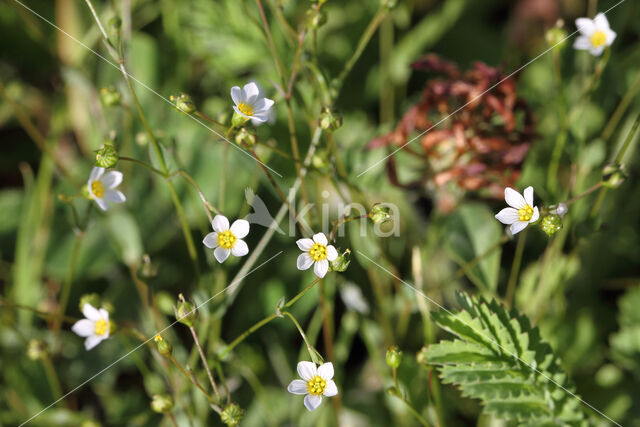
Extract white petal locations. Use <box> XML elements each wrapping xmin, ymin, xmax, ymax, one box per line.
<box><xmin>212</xmin><ymin>215</ymin><xmax>230</xmax><ymax>232</ymax></box>
<box><xmin>510</xmin><ymin>221</ymin><xmax>528</xmax><ymax>235</ymax></box>
<box><xmin>495</xmin><ymin>208</ymin><xmax>519</xmax><ymax>225</ymax></box>
<box><xmin>297</xmin><ymin>253</ymin><xmax>314</xmax><ymax>270</ymax></box>
<box><xmin>249</xmin><ymin>113</ymin><xmax>269</xmax><ymax>124</ymax></box>
<box><xmin>523</xmin><ymin>186</ymin><xmax>534</xmax><ymax>207</ymax></box>
<box><xmin>99</xmin><ymin>308</ymin><xmax>109</xmax><ymax>322</ymax></box>
<box><xmin>304</xmin><ymin>394</ymin><xmax>322</xmax><ymax>411</ymax></box>
<box><xmin>82</xmin><ymin>303</ymin><xmax>102</xmax><ymax>321</ymax></box>
<box><xmin>576</xmin><ymin>17</ymin><xmax>595</xmax><ymax>35</ymax></box>
<box><xmin>529</xmin><ymin>206</ymin><xmax>540</xmax><ymax>223</ymax></box>
<box><xmin>230</xmin><ymin>219</ymin><xmax>250</xmax><ymax>239</ymax></box>
<box><xmin>590</xmin><ymin>46</ymin><xmax>605</xmax><ymax>56</ymax></box>
<box><xmin>605</xmin><ymin>29</ymin><xmax>617</xmax><ymax>45</ymax></box>
<box><xmin>89</xmin><ymin>166</ymin><xmax>105</xmax><ymax>182</ymax></box>
<box><xmin>231</xmin><ymin>239</ymin><xmax>249</xmax><ymax>257</ymax></box>
<box><xmin>214</xmin><ymin>247</ymin><xmax>231</xmax><ymax>263</ymax></box>
<box><xmin>101</xmin><ymin>171</ymin><xmax>123</xmax><ymax>189</ymax></box>
<box><xmin>326</xmin><ymin>245</ymin><xmax>338</xmax><ymax>262</ymax></box>
<box><xmin>573</xmin><ymin>35</ymin><xmax>591</xmax><ymax>50</ymax></box>
<box><xmin>312</xmin><ymin>233</ymin><xmax>328</xmax><ymax>246</ymax></box>
<box><xmin>203</xmin><ymin>232</ymin><xmax>218</xmax><ymax>248</ymax></box>
<box><xmin>72</xmin><ymin>319</ymin><xmax>95</xmax><ymax>337</ymax></box>
<box><xmin>504</xmin><ymin>187</ymin><xmax>526</xmax><ymax>209</ymax></box>
<box><xmin>314</xmin><ymin>259</ymin><xmax>329</xmax><ymax>278</ymax></box>
<box><xmin>230</xmin><ymin>86</ymin><xmax>244</xmax><ymax>105</ymax></box>
<box><xmin>243</xmin><ymin>82</ymin><xmax>260</xmax><ymax>103</ymax></box>
<box><xmin>297</xmin><ymin>361</ymin><xmax>317</xmax><ymax>381</ymax></box>
<box><xmin>323</xmin><ymin>380</ymin><xmax>338</xmax><ymax>397</ymax></box>
<box><xmin>296</xmin><ymin>238</ymin><xmax>314</xmax><ymax>251</ymax></box>
<box><xmin>253</xmin><ymin>98</ymin><xmax>274</xmax><ymax>113</ymax></box>
<box><xmin>287</xmin><ymin>379</ymin><xmax>308</xmax><ymax>395</ymax></box>
<box><xmin>84</xmin><ymin>335</ymin><xmax>104</xmax><ymax>351</ymax></box>
<box><xmin>317</xmin><ymin>362</ymin><xmax>334</xmax><ymax>380</ymax></box>
<box><xmin>94</xmin><ymin>198</ymin><xmax>109</xmax><ymax>211</ymax></box>
<box><xmin>104</xmin><ymin>190</ymin><xmax>126</xmax><ymax>203</ymax></box>
<box><xmin>593</xmin><ymin>13</ymin><xmax>610</xmax><ymax>31</ymax></box>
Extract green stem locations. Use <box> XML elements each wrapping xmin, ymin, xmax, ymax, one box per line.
<box><xmin>189</xmin><ymin>326</ymin><xmax>221</xmax><ymax>400</ymax></box>
<box><xmin>54</xmin><ymin>233</ymin><xmax>83</xmax><ymax>341</ymax></box>
<box><xmin>389</xmin><ymin>392</ymin><xmax>432</xmax><ymax>427</ymax></box>
<box><xmin>219</xmin><ymin>277</ymin><xmax>321</xmax><ymax>358</ymax></box>
<box><xmin>282</xmin><ymin>311</ymin><xmax>320</xmax><ymax>364</ymax></box>
<box><xmin>505</xmin><ymin>229</ymin><xmax>527</xmax><ymax>308</ymax></box>
<box><xmin>119</xmin><ymin>156</ymin><xmax>165</xmax><ymax>177</ymax></box>
<box><xmin>601</xmin><ymin>72</ymin><xmax>640</xmax><ymax>141</ymax></box>
<box><xmin>42</xmin><ymin>357</ymin><xmax>63</xmax><ymax>401</ymax></box>
<box><xmin>166</xmin><ymin>353</ymin><xmax>218</xmax><ymax>407</ymax></box>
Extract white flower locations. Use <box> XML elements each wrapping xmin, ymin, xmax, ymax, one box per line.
<box><xmin>495</xmin><ymin>186</ymin><xmax>540</xmax><ymax>235</ymax></box>
<box><xmin>287</xmin><ymin>361</ymin><xmax>338</xmax><ymax>411</ymax></box>
<box><xmin>551</xmin><ymin>202</ymin><xmax>568</xmax><ymax>217</ymax></box>
<box><xmin>574</xmin><ymin>13</ymin><xmax>616</xmax><ymax>56</ymax></box>
<box><xmin>87</xmin><ymin>167</ymin><xmax>126</xmax><ymax>211</ymax></box>
<box><xmin>296</xmin><ymin>233</ymin><xmax>338</xmax><ymax>279</ymax></box>
<box><xmin>203</xmin><ymin>215</ymin><xmax>250</xmax><ymax>263</ymax></box>
<box><xmin>231</xmin><ymin>82</ymin><xmax>275</xmax><ymax>125</ymax></box>
<box><xmin>71</xmin><ymin>303</ymin><xmax>110</xmax><ymax>350</ymax></box>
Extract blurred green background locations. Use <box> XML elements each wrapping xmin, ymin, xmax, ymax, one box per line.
<box><xmin>1</xmin><ymin>0</ymin><xmax>640</xmax><ymax>425</ymax></box>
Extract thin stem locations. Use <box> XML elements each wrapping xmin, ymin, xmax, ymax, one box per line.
<box><xmin>281</xmin><ymin>311</ymin><xmax>319</xmax><ymax>363</ymax></box>
<box><xmin>167</xmin><ymin>413</ymin><xmax>178</xmax><ymax>427</ymax></box>
<box><xmin>195</xmin><ymin>111</ymin><xmax>225</xmax><ymax>128</ymax></box>
<box><xmin>189</xmin><ymin>326</ymin><xmax>221</xmax><ymax>400</ymax></box>
<box><xmin>119</xmin><ymin>156</ymin><xmax>165</xmax><ymax>177</ymax></box>
<box><xmin>166</xmin><ymin>353</ymin><xmax>217</xmax><ymax>407</ymax></box>
<box><xmin>564</xmin><ymin>182</ymin><xmax>602</xmax><ymax>206</ymax></box>
<box><xmin>42</xmin><ymin>357</ymin><xmax>63</xmax><ymax>400</ymax></box>
<box><xmin>0</xmin><ymin>299</ymin><xmax>79</xmax><ymax>323</ymax></box>
<box><xmin>167</xmin><ymin>171</ymin><xmax>220</xmax><ymax>221</ymax></box>
<box><xmin>601</xmin><ymin>72</ymin><xmax>640</xmax><ymax>141</ymax></box>
<box><xmin>450</xmin><ymin>236</ymin><xmax>509</xmax><ymax>282</ymax></box>
<box><xmin>388</xmin><ymin>392</ymin><xmax>432</xmax><ymax>427</ymax></box>
<box><xmin>54</xmin><ymin>233</ymin><xmax>83</xmax><ymax>340</ymax></box>
<box><xmin>505</xmin><ymin>230</ymin><xmax>527</xmax><ymax>308</ymax></box>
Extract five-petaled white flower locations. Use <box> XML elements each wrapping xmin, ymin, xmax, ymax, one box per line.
<box><xmin>574</xmin><ymin>13</ymin><xmax>616</xmax><ymax>56</ymax></box>
<box><xmin>296</xmin><ymin>233</ymin><xmax>338</xmax><ymax>279</ymax></box>
<box><xmin>287</xmin><ymin>361</ymin><xmax>338</xmax><ymax>411</ymax></box>
<box><xmin>231</xmin><ymin>82</ymin><xmax>275</xmax><ymax>125</ymax></box>
<box><xmin>495</xmin><ymin>186</ymin><xmax>540</xmax><ymax>235</ymax></box>
<box><xmin>72</xmin><ymin>303</ymin><xmax>111</xmax><ymax>350</ymax></box>
<box><xmin>87</xmin><ymin>167</ymin><xmax>126</xmax><ymax>211</ymax></box>
<box><xmin>203</xmin><ymin>215</ymin><xmax>250</xmax><ymax>263</ymax></box>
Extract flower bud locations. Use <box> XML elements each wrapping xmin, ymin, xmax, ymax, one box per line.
<box><xmin>27</xmin><ymin>339</ymin><xmax>49</xmax><ymax>361</ymax></box>
<box><xmin>100</xmin><ymin>86</ymin><xmax>121</xmax><ymax>106</ymax></box>
<box><xmin>416</xmin><ymin>346</ymin><xmax>428</xmax><ymax>366</ymax></box>
<box><xmin>79</xmin><ymin>293</ymin><xmax>101</xmax><ymax>313</ymax></box>
<box><xmin>232</xmin><ymin>111</ymin><xmax>249</xmax><ymax>128</ymax></box>
<box><xmin>382</xmin><ymin>0</ymin><xmax>398</xmax><ymax>9</ymax></box>
<box><xmin>175</xmin><ymin>294</ymin><xmax>197</xmax><ymax>327</ymax></box>
<box><xmin>545</xmin><ymin>22</ymin><xmax>568</xmax><ymax>49</ymax></box>
<box><xmin>319</xmin><ymin>108</ymin><xmax>343</xmax><ymax>132</ymax></box>
<box><xmin>602</xmin><ymin>163</ymin><xmax>626</xmax><ymax>189</ymax></box>
<box><xmin>550</xmin><ymin>202</ymin><xmax>568</xmax><ymax>217</ymax></box>
<box><xmin>95</xmin><ymin>141</ymin><xmax>119</xmax><ymax>168</ymax></box>
<box><xmin>330</xmin><ymin>249</ymin><xmax>351</xmax><ymax>272</ymax></box>
<box><xmin>150</xmin><ymin>394</ymin><xmax>173</xmax><ymax>413</ymax></box>
<box><xmin>235</xmin><ymin>127</ymin><xmax>256</xmax><ymax>148</ymax></box>
<box><xmin>306</xmin><ymin>8</ymin><xmax>327</xmax><ymax>28</ymax></box>
<box><xmin>311</xmin><ymin>151</ymin><xmax>330</xmax><ymax>172</ymax></box>
<box><xmin>385</xmin><ymin>386</ymin><xmax>402</xmax><ymax>397</ymax></box>
<box><xmin>369</xmin><ymin>204</ymin><xmax>392</xmax><ymax>225</ymax></box>
<box><xmin>170</xmin><ymin>93</ymin><xmax>196</xmax><ymax>115</ymax></box>
<box><xmin>386</xmin><ymin>345</ymin><xmax>403</xmax><ymax>369</ymax></box>
<box><xmin>220</xmin><ymin>402</ymin><xmax>244</xmax><ymax>426</ymax></box>
<box><xmin>154</xmin><ymin>334</ymin><xmax>172</xmax><ymax>356</ymax></box>
<box><xmin>541</xmin><ymin>214</ymin><xmax>563</xmax><ymax>236</ymax></box>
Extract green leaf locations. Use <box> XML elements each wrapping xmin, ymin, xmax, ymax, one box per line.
<box><xmin>425</xmin><ymin>292</ymin><xmax>586</xmax><ymax>425</ymax></box>
<box><xmin>610</xmin><ymin>286</ymin><xmax>640</xmax><ymax>378</ymax></box>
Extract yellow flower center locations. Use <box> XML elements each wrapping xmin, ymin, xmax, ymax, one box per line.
<box><xmin>518</xmin><ymin>205</ymin><xmax>534</xmax><ymax>222</ymax></box>
<box><xmin>238</xmin><ymin>102</ymin><xmax>253</xmax><ymax>116</ymax></box>
<box><xmin>217</xmin><ymin>230</ymin><xmax>237</xmax><ymax>249</ymax></box>
<box><xmin>590</xmin><ymin>31</ymin><xmax>607</xmax><ymax>48</ymax></box>
<box><xmin>307</xmin><ymin>375</ymin><xmax>326</xmax><ymax>396</ymax></box>
<box><xmin>94</xmin><ymin>319</ymin><xmax>108</xmax><ymax>336</ymax></box>
<box><xmin>91</xmin><ymin>180</ymin><xmax>105</xmax><ymax>198</ymax></box>
<box><xmin>154</xmin><ymin>334</ymin><xmax>163</xmax><ymax>342</ymax></box>
<box><xmin>309</xmin><ymin>243</ymin><xmax>327</xmax><ymax>262</ymax></box>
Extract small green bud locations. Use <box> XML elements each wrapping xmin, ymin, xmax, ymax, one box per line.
<box><xmin>235</xmin><ymin>127</ymin><xmax>256</xmax><ymax>148</ymax></box>
<box><xmin>79</xmin><ymin>294</ymin><xmax>101</xmax><ymax>313</ymax></box>
<box><xmin>100</xmin><ymin>86</ymin><xmax>121</xmax><ymax>106</ymax></box>
<box><xmin>330</xmin><ymin>249</ymin><xmax>351</xmax><ymax>272</ymax></box>
<box><xmin>311</xmin><ymin>151</ymin><xmax>330</xmax><ymax>171</ymax></box>
<box><xmin>232</xmin><ymin>111</ymin><xmax>249</xmax><ymax>128</ymax></box>
<box><xmin>602</xmin><ymin>163</ymin><xmax>626</xmax><ymax>189</ymax></box>
<box><xmin>319</xmin><ymin>108</ymin><xmax>343</xmax><ymax>132</ymax></box>
<box><xmin>150</xmin><ymin>394</ymin><xmax>173</xmax><ymax>413</ymax></box>
<box><xmin>369</xmin><ymin>204</ymin><xmax>392</xmax><ymax>225</ymax></box>
<box><xmin>170</xmin><ymin>93</ymin><xmax>196</xmax><ymax>115</ymax></box>
<box><xmin>416</xmin><ymin>346</ymin><xmax>428</xmax><ymax>366</ymax></box>
<box><xmin>220</xmin><ymin>402</ymin><xmax>244</xmax><ymax>426</ymax></box>
<box><xmin>382</xmin><ymin>0</ymin><xmax>398</xmax><ymax>9</ymax></box>
<box><xmin>386</xmin><ymin>345</ymin><xmax>403</xmax><ymax>369</ymax></box>
<box><xmin>385</xmin><ymin>386</ymin><xmax>402</xmax><ymax>397</ymax></box>
<box><xmin>306</xmin><ymin>8</ymin><xmax>327</xmax><ymax>28</ymax></box>
<box><xmin>545</xmin><ymin>22</ymin><xmax>568</xmax><ymax>49</ymax></box>
<box><xmin>108</xmin><ymin>17</ymin><xmax>122</xmax><ymax>34</ymax></box>
<box><xmin>27</xmin><ymin>339</ymin><xmax>48</xmax><ymax>361</ymax></box>
<box><xmin>101</xmin><ymin>300</ymin><xmax>115</xmax><ymax>314</ymax></box>
<box><xmin>175</xmin><ymin>293</ymin><xmax>197</xmax><ymax>327</ymax></box>
<box><xmin>541</xmin><ymin>214</ymin><xmax>563</xmax><ymax>236</ymax></box>
<box><xmin>135</xmin><ymin>132</ymin><xmax>149</xmax><ymax>147</ymax></box>
<box><xmin>95</xmin><ymin>141</ymin><xmax>119</xmax><ymax>168</ymax></box>
<box><xmin>154</xmin><ymin>334</ymin><xmax>173</xmax><ymax>356</ymax></box>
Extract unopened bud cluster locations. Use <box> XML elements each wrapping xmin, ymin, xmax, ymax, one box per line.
<box><xmin>221</xmin><ymin>402</ymin><xmax>244</xmax><ymax>426</ymax></box>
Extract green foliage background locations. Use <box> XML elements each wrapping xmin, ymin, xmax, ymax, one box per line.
<box><xmin>1</xmin><ymin>0</ymin><xmax>639</xmax><ymax>426</ymax></box>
